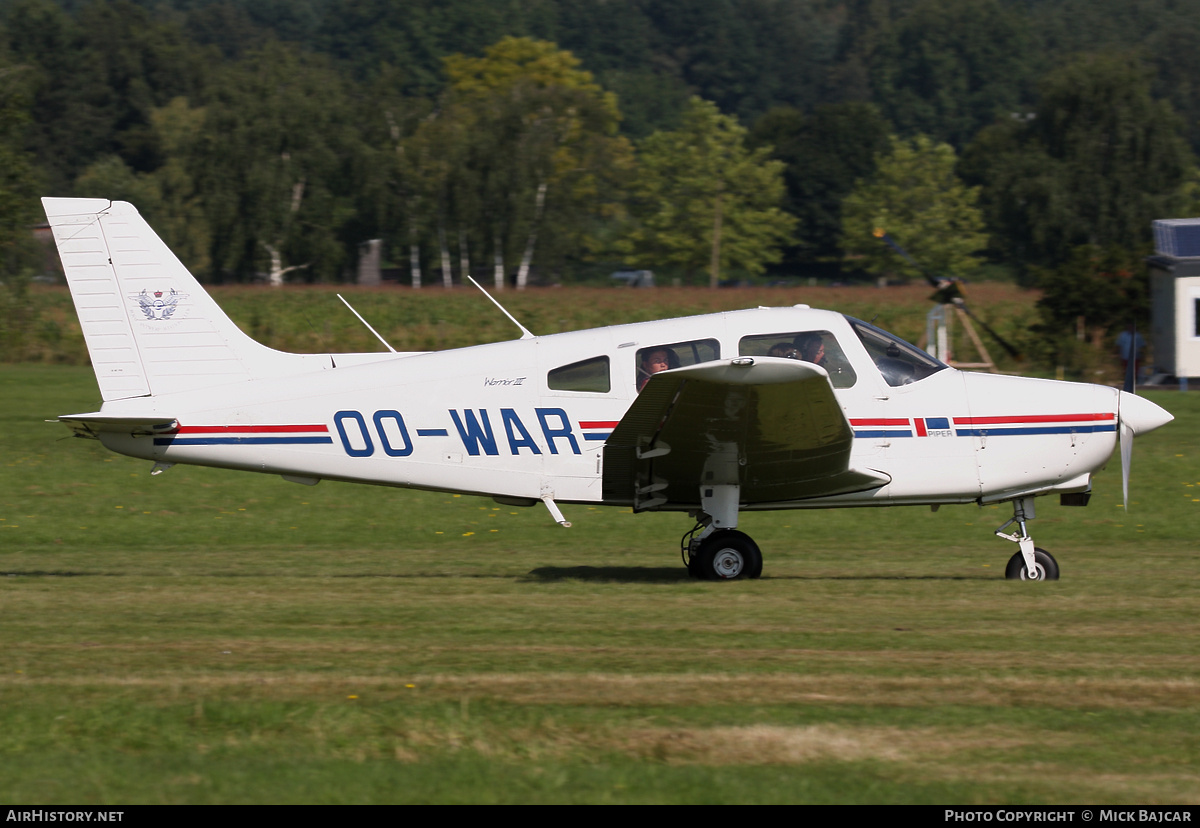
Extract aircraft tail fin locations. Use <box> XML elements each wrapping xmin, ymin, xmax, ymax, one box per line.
<box><xmin>42</xmin><ymin>198</ymin><xmax>330</xmax><ymax>402</ymax></box>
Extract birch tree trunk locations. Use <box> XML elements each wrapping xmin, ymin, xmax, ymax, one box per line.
<box><xmin>263</xmin><ymin>241</ymin><xmax>308</xmax><ymax>286</ymax></box>
<box><xmin>267</xmin><ymin>242</ymin><xmax>285</xmax><ymax>287</ymax></box>
<box><xmin>493</xmin><ymin>225</ymin><xmax>505</xmax><ymax>290</ymax></box>
<box><xmin>459</xmin><ymin>228</ymin><xmax>470</xmax><ymax>283</ymax></box>
<box><xmin>709</xmin><ymin>193</ymin><xmax>723</xmax><ymax>289</ymax></box>
<box><xmin>409</xmin><ymin>221</ymin><xmax>422</xmax><ymax>289</ymax></box>
<box><xmin>438</xmin><ymin>220</ymin><xmax>453</xmax><ymax>288</ymax></box>
<box><xmin>267</xmin><ymin>175</ymin><xmax>307</xmax><ymax>287</ymax></box>
<box><xmin>515</xmin><ymin>180</ymin><xmax>547</xmax><ymax>290</ymax></box>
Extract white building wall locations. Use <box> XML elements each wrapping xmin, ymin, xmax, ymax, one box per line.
<box><xmin>1179</xmin><ymin>277</ymin><xmax>1200</xmax><ymax>377</ymax></box>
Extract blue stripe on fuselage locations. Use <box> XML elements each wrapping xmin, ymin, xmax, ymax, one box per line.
<box><xmin>153</xmin><ymin>436</ymin><xmax>334</xmax><ymax>446</ymax></box>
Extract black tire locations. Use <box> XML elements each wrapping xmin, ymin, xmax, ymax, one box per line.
<box><xmin>696</xmin><ymin>530</ymin><xmax>763</xmax><ymax>580</ymax></box>
<box><xmin>1005</xmin><ymin>547</ymin><xmax>1060</xmax><ymax>581</ymax></box>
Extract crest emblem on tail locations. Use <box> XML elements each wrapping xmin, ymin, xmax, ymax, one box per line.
<box><xmin>135</xmin><ymin>288</ymin><xmax>185</xmax><ymax>321</ymax></box>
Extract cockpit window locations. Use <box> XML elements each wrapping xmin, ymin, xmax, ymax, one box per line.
<box><xmin>739</xmin><ymin>329</ymin><xmax>857</xmax><ymax>388</ymax></box>
<box><xmin>548</xmin><ymin>355</ymin><xmax>610</xmax><ymax>393</ymax></box>
<box><xmin>847</xmin><ymin>317</ymin><xmax>948</xmax><ymax>387</ymax></box>
<box><xmin>636</xmin><ymin>339</ymin><xmax>720</xmax><ymax>391</ymax></box>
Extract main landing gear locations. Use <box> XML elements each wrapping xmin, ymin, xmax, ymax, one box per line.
<box><xmin>682</xmin><ymin>525</ymin><xmax>763</xmax><ymax>580</ymax></box>
<box><xmin>681</xmin><ymin>484</ymin><xmax>763</xmax><ymax>580</ymax></box>
<box><xmin>994</xmin><ymin>496</ymin><xmax>1060</xmax><ymax>581</ymax></box>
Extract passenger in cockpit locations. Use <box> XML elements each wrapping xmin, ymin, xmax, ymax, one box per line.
<box><xmin>768</xmin><ymin>342</ymin><xmax>800</xmax><ymax>359</ymax></box>
<box><xmin>637</xmin><ymin>347</ymin><xmax>678</xmax><ymax>391</ymax></box>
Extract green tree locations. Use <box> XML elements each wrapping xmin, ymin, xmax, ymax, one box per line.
<box><xmin>840</xmin><ymin>134</ymin><xmax>986</xmax><ymax>280</ymax></box>
<box><xmin>963</xmin><ymin>54</ymin><xmax>1192</xmax><ymax>271</ymax></box>
<box><xmin>6</xmin><ymin>0</ymin><xmax>204</xmax><ymax>192</ymax></box>
<box><xmin>440</xmin><ymin>36</ymin><xmax>632</xmax><ymax>288</ymax></box>
<box><xmin>635</xmin><ymin>0</ymin><xmax>839</xmax><ymax>126</ymax></box>
<box><xmin>0</xmin><ymin>60</ymin><xmax>40</xmax><ymax>272</ymax></box>
<box><xmin>619</xmin><ymin>97</ymin><xmax>795</xmax><ymax>287</ymax></box>
<box><xmin>750</xmin><ymin>102</ymin><xmax>891</xmax><ymax>266</ymax></box>
<box><xmin>73</xmin><ymin>98</ymin><xmax>211</xmax><ymax>276</ymax></box>
<box><xmin>0</xmin><ymin>51</ymin><xmax>45</xmax><ymax>362</ymax></box>
<box><xmin>190</xmin><ymin>43</ymin><xmax>365</xmax><ymax>283</ymax></box>
<box><xmin>1031</xmin><ymin>245</ymin><xmax>1147</xmax><ymax>378</ymax></box>
<box><xmin>318</xmin><ymin>0</ymin><xmax>548</xmax><ymax>97</ymax></box>
<box><xmin>869</xmin><ymin>0</ymin><xmax>1034</xmax><ymax>148</ymax></box>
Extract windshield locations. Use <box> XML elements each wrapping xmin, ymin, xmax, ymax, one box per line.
<box><xmin>847</xmin><ymin>317</ymin><xmax>948</xmax><ymax>387</ymax></box>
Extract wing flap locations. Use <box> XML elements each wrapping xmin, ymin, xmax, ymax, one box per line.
<box><xmin>603</xmin><ymin>359</ymin><xmax>888</xmax><ymax>508</ymax></box>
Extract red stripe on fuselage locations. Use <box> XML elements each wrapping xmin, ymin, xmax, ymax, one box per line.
<box><xmin>914</xmin><ymin>418</ymin><xmax>927</xmax><ymax>437</ymax></box>
<box><xmin>954</xmin><ymin>413</ymin><xmax>1114</xmax><ymax>425</ymax></box>
<box><xmin>175</xmin><ymin>424</ymin><xmax>330</xmax><ymax>434</ymax></box>
<box><xmin>579</xmin><ymin>421</ymin><xmax>619</xmax><ymax>429</ymax></box>
<box><xmin>849</xmin><ymin>418</ymin><xmax>911</xmax><ymax>427</ymax></box>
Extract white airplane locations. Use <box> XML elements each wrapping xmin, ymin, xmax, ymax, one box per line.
<box><xmin>42</xmin><ymin>197</ymin><xmax>1173</xmax><ymax>581</ymax></box>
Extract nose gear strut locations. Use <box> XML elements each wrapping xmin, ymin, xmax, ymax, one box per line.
<box><xmin>994</xmin><ymin>497</ymin><xmax>1059</xmax><ymax>581</ymax></box>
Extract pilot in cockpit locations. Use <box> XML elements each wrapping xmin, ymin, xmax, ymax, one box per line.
<box><xmin>768</xmin><ymin>342</ymin><xmax>800</xmax><ymax>359</ymax></box>
<box><xmin>793</xmin><ymin>332</ymin><xmax>827</xmax><ymax>367</ymax></box>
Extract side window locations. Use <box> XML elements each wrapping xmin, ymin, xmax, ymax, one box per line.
<box><xmin>738</xmin><ymin>329</ymin><xmax>858</xmax><ymax>388</ymax></box>
<box><xmin>548</xmin><ymin>356</ymin><xmax>611</xmax><ymax>393</ymax></box>
<box><xmin>636</xmin><ymin>338</ymin><xmax>720</xmax><ymax>391</ymax></box>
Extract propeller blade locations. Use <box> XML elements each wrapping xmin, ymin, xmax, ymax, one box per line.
<box><xmin>1120</xmin><ymin>421</ymin><xmax>1133</xmax><ymax>511</ymax></box>
<box><xmin>1115</xmin><ymin>391</ymin><xmax>1174</xmax><ymax>512</ymax></box>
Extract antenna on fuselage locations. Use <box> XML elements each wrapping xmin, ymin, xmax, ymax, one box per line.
<box><xmin>336</xmin><ymin>294</ymin><xmax>397</xmax><ymax>353</ymax></box>
<box><xmin>466</xmin><ymin>275</ymin><xmax>535</xmax><ymax>340</ymax></box>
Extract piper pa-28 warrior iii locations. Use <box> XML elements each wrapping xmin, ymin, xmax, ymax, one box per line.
<box><xmin>44</xmin><ymin>198</ymin><xmax>1173</xmax><ymax>581</ymax></box>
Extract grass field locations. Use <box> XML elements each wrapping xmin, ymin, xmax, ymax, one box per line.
<box><xmin>2</xmin><ymin>362</ymin><xmax>1197</xmax><ymax>804</ymax></box>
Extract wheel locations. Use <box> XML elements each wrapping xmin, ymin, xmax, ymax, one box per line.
<box><xmin>1005</xmin><ymin>547</ymin><xmax>1060</xmax><ymax>581</ymax></box>
<box><xmin>695</xmin><ymin>530</ymin><xmax>763</xmax><ymax>580</ymax></box>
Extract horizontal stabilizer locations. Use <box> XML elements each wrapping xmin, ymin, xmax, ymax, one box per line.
<box><xmin>57</xmin><ymin>412</ymin><xmax>178</xmax><ymax>440</ymax></box>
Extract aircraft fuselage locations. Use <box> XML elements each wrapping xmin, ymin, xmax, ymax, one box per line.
<box><xmin>93</xmin><ymin>306</ymin><xmax>1120</xmax><ymax>511</ymax></box>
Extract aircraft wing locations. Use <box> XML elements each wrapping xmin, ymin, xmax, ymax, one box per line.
<box><xmin>602</xmin><ymin>359</ymin><xmax>889</xmax><ymax>510</ymax></box>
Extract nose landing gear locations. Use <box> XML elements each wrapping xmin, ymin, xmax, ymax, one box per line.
<box><xmin>995</xmin><ymin>497</ymin><xmax>1060</xmax><ymax>581</ymax></box>
<box><xmin>1004</xmin><ymin>547</ymin><xmax>1059</xmax><ymax>580</ymax></box>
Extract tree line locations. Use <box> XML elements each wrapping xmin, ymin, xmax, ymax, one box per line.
<box><xmin>2</xmin><ymin>0</ymin><xmax>1199</xmax><ymax>368</ymax></box>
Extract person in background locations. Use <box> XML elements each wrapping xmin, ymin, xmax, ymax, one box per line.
<box><xmin>1115</xmin><ymin>323</ymin><xmax>1145</xmax><ymax>382</ymax></box>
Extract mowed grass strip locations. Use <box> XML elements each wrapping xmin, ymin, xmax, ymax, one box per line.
<box><xmin>5</xmin><ymin>670</ymin><xmax>1197</xmax><ymax>711</ymax></box>
<box><xmin>0</xmin><ymin>688</ymin><xmax>1196</xmax><ymax>803</ymax></box>
<box><xmin>1</xmin><ymin>366</ymin><xmax>1198</xmax><ymax>803</ymax></box>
